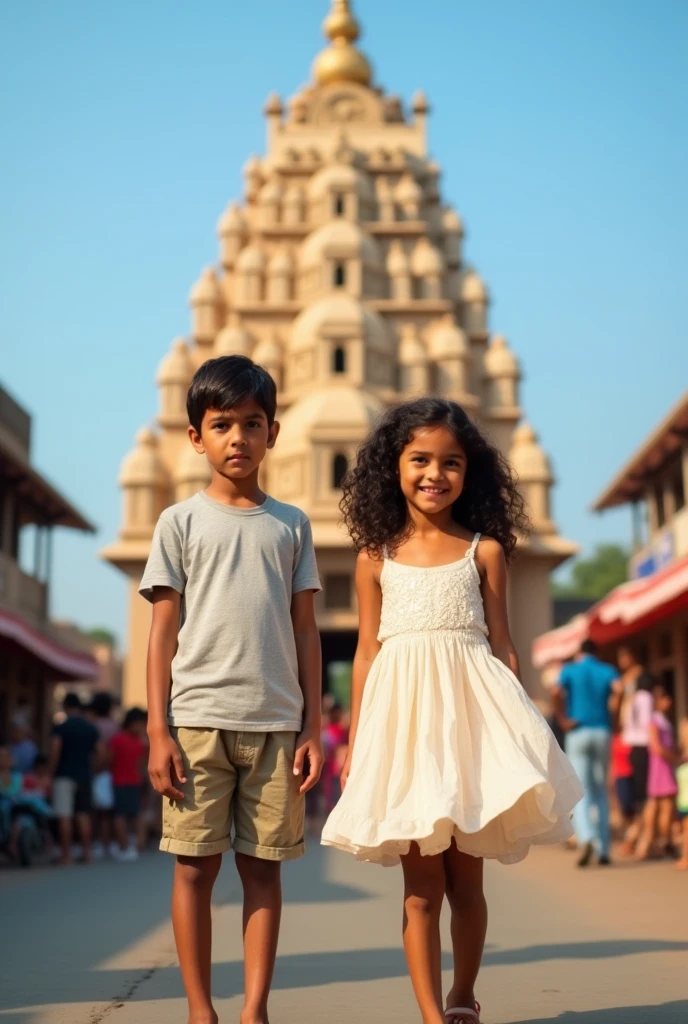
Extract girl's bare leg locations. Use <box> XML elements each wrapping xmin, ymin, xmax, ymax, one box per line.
<box><xmin>443</xmin><ymin>840</ymin><xmax>487</xmax><ymax>1014</ymax></box>
<box><xmin>635</xmin><ymin>798</ymin><xmax>658</xmax><ymax>859</ymax></box>
<box><xmin>657</xmin><ymin>796</ymin><xmax>676</xmax><ymax>853</ymax></box>
<box><xmin>235</xmin><ymin>852</ymin><xmax>282</xmax><ymax>1024</ymax></box>
<box><xmin>674</xmin><ymin>817</ymin><xmax>688</xmax><ymax>869</ymax></box>
<box><xmin>172</xmin><ymin>853</ymin><xmax>222</xmax><ymax>1024</ymax></box>
<box><xmin>400</xmin><ymin>843</ymin><xmax>446</xmax><ymax>1024</ymax></box>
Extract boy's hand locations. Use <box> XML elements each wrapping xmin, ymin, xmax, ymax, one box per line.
<box><xmin>148</xmin><ymin>730</ymin><xmax>187</xmax><ymax>800</ymax></box>
<box><xmin>294</xmin><ymin>727</ymin><xmax>324</xmax><ymax>794</ymax></box>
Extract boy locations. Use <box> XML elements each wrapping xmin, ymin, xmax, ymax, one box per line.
<box><xmin>140</xmin><ymin>355</ymin><xmax>322</xmax><ymax>1024</ymax></box>
<box><xmin>49</xmin><ymin>692</ymin><xmax>103</xmax><ymax>865</ymax></box>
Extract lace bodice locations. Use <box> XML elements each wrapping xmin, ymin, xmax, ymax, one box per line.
<box><xmin>377</xmin><ymin>533</ymin><xmax>489</xmax><ymax>643</ymax></box>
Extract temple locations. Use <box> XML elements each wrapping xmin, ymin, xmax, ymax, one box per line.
<box><xmin>102</xmin><ymin>0</ymin><xmax>577</xmax><ymax>705</ymax></box>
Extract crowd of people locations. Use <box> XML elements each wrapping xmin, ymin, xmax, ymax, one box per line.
<box><xmin>0</xmin><ymin>688</ymin><xmax>351</xmax><ymax>869</ymax></box>
<box><xmin>552</xmin><ymin>641</ymin><xmax>688</xmax><ymax>869</ymax></box>
<box><xmin>0</xmin><ymin>692</ymin><xmax>152</xmax><ymax>867</ymax></box>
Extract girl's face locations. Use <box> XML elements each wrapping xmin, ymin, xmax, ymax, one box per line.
<box><xmin>654</xmin><ymin>688</ymin><xmax>672</xmax><ymax>715</ymax></box>
<box><xmin>398</xmin><ymin>425</ymin><xmax>467</xmax><ymax>518</ymax></box>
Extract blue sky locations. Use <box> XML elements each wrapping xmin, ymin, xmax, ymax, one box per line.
<box><xmin>1</xmin><ymin>0</ymin><xmax>687</xmax><ymax>645</ymax></box>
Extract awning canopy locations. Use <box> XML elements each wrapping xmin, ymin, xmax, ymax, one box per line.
<box><xmin>0</xmin><ymin>436</ymin><xmax>95</xmax><ymax>532</ymax></box>
<box><xmin>0</xmin><ymin>608</ymin><xmax>99</xmax><ymax>680</ymax></box>
<box><xmin>532</xmin><ymin>554</ymin><xmax>688</xmax><ymax>668</ymax></box>
<box><xmin>592</xmin><ymin>389</ymin><xmax>688</xmax><ymax>511</ymax></box>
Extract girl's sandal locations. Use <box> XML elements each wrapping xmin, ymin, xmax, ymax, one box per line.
<box><xmin>445</xmin><ymin>1001</ymin><xmax>481</xmax><ymax>1023</ymax></box>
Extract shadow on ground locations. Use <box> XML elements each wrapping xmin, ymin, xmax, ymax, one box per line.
<box><xmin>0</xmin><ymin>845</ymin><xmax>373</xmax><ymax>1014</ymax></box>
<box><xmin>482</xmin><ymin>938</ymin><xmax>688</xmax><ymax>965</ymax></box>
<box><xmin>3</xmin><ymin>939</ymin><xmax>685</xmax><ymax>1012</ymax></box>
<box><xmin>513</xmin><ymin>1003</ymin><xmax>688</xmax><ymax>1024</ymax></box>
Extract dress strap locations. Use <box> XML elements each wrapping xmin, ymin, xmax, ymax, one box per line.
<box><xmin>468</xmin><ymin>533</ymin><xmax>481</xmax><ymax>559</ymax></box>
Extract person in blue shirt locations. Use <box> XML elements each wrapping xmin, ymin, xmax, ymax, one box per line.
<box><xmin>553</xmin><ymin>639</ymin><xmax>619</xmax><ymax>866</ymax></box>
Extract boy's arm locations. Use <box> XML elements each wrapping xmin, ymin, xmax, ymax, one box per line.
<box><xmin>47</xmin><ymin>734</ymin><xmax>62</xmax><ymax>778</ymax></box>
<box><xmin>147</xmin><ymin>586</ymin><xmax>187</xmax><ymax>800</ymax></box>
<box><xmin>291</xmin><ymin>588</ymin><xmax>323</xmax><ymax>794</ymax></box>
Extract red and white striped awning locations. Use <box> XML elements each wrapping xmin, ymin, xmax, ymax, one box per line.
<box><xmin>532</xmin><ymin>614</ymin><xmax>591</xmax><ymax>669</ymax></box>
<box><xmin>532</xmin><ymin>554</ymin><xmax>688</xmax><ymax>668</ymax></box>
<box><xmin>0</xmin><ymin>608</ymin><xmax>99</xmax><ymax>680</ymax></box>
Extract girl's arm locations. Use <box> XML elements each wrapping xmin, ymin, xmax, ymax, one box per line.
<box><xmin>147</xmin><ymin>587</ymin><xmax>187</xmax><ymax>800</ymax></box>
<box><xmin>478</xmin><ymin>537</ymin><xmax>521</xmax><ymax>681</ymax></box>
<box><xmin>649</xmin><ymin>721</ymin><xmax>681</xmax><ymax>764</ymax></box>
<box><xmin>342</xmin><ymin>550</ymin><xmax>382</xmax><ymax>788</ymax></box>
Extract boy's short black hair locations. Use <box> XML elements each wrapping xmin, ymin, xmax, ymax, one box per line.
<box><xmin>90</xmin><ymin>692</ymin><xmax>114</xmax><ymax>718</ymax></box>
<box><xmin>63</xmin><ymin>692</ymin><xmax>82</xmax><ymax>711</ymax></box>
<box><xmin>187</xmin><ymin>356</ymin><xmax>277</xmax><ymax>433</ymax></box>
<box><xmin>580</xmin><ymin>639</ymin><xmax>597</xmax><ymax>655</ymax></box>
<box><xmin>123</xmin><ymin>707</ymin><xmax>147</xmax><ymax>730</ymax></box>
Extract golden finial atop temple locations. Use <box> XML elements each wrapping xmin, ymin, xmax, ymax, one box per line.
<box><xmin>312</xmin><ymin>0</ymin><xmax>372</xmax><ymax>87</ymax></box>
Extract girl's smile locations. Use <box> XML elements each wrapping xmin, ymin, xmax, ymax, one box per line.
<box><xmin>399</xmin><ymin>425</ymin><xmax>468</xmax><ymax>518</ymax></box>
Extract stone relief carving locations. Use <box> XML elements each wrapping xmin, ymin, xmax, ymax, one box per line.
<box><xmin>310</xmin><ymin>85</ymin><xmax>383</xmax><ymax>127</ymax></box>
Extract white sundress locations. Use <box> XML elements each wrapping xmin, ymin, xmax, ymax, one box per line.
<box><xmin>321</xmin><ymin>534</ymin><xmax>583</xmax><ymax>866</ymax></box>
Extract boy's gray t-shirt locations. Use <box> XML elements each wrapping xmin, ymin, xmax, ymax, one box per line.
<box><xmin>139</xmin><ymin>492</ymin><xmax>321</xmax><ymax>732</ymax></box>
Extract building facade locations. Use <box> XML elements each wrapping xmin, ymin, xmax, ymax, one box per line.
<box><xmin>103</xmin><ymin>0</ymin><xmax>576</xmax><ymax>707</ymax></box>
<box><xmin>533</xmin><ymin>389</ymin><xmax>688</xmax><ymax>725</ymax></box>
<box><xmin>0</xmin><ymin>384</ymin><xmax>98</xmax><ymax>745</ymax></box>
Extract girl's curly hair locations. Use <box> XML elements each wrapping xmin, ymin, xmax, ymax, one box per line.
<box><xmin>340</xmin><ymin>398</ymin><xmax>530</xmax><ymax>561</ymax></box>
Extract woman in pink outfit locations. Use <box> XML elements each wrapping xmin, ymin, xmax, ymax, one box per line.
<box><xmin>636</xmin><ymin>685</ymin><xmax>679</xmax><ymax>859</ymax></box>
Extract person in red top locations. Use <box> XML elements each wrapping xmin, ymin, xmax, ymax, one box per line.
<box><xmin>110</xmin><ymin>708</ymin><xmax>148</xmax><ymax>862</ymax></box>
<box><xmin>611</xmin><ymin>733</ymin><xmax>635</xmax><ymax>835</ymax></box>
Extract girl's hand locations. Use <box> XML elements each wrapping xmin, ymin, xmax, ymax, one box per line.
<box><xmin>148</xmin><ymin>730</ymin><xmax>186</xmax><ymax>800</ymax></box>
<box><xmin>340</xmin><ymin>752</ymin><xmax>352</xmax><ymax>790</ymax></box>
<box><xmin>294</xmin><ymin>727</ymin><xmax>324</xmax><ymax>794</ymax></box>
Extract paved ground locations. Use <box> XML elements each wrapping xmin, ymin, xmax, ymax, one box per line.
<box><xmin>1</xmin><ymin>840</ymin><xmax>687</xmax><ymax>1024</ymax></box>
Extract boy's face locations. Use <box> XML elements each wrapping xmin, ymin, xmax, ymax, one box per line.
<box><xmin>189</xmin><ymin>400</ymin><xmax>279</xmax><ymax>482</ymax></box>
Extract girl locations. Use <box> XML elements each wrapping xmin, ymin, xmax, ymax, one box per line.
<box><xmin>635</xmin><ymin>685</ymin><xmax>678</xmax><ymax>860</ymax></box>
<box><xmin>614</xmin><ymin>646</ymin><xmax>654</xmax><ymax>853</ymax></box>
<box><xmin>322</xmin><ymin>399</ymin><xmax>582</xmax><ymax>1024</ymax></box>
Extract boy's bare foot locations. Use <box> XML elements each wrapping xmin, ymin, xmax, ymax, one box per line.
<box><xmin>673</xmin><ymin>858</ymin><xmax>688</xmax><ymax>871</ymax></box>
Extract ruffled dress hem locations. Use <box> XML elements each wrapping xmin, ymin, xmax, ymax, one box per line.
<box><xmin>322</xmin><ymin>771</ymin><xmax>581</xmax><ymax>866</ymax></box>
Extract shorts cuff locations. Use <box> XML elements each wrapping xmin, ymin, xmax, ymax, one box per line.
<box><xmin>233</xmin><ymin>837</ymin><xmax>305</xmax><ymax>862</ymax></box>
<box><xmin>159</xmin><ymin>836</ymin><xmax>232</xmax><ymax>857</ymax></box>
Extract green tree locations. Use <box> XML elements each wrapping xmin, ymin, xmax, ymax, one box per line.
<box><xmin>552</xmin><ymin>544</ymin><xmax>629</xmax><ymax>601</ymax></box>
<box><xmin>87</xmin><ymin>627</ymin><xmax>117</xmax><ymax>648</ymax></box>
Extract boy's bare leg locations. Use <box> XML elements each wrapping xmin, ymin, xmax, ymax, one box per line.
<box><xmin>236</xmin><ymin>852</ymin><xmax>282</xmax><ymax>1024</ymax></box>
<box><xmin>135</xmin><ymin>813</ymin><xmax>148</xmax><ymax>852</ymax></box>
<box><xmin>75</xmin><ymin>812</ymin><xmax>93</xmax><ymax>863</ymax></box>
<box><xmin>57</xmin><ymin>817</ymin><xmax>73</xmax><ymax>865</ymax></box>
<box><xmin>113</xmin><ymin>815</ymin><xmax>129</xmax><ymax>851</ymax></box>
<box><xmin>173</xmin><ymin>853</ymin><xmax>222</xmax><ymax>1024</ymax></box>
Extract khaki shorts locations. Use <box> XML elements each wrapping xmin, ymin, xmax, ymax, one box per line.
<box><xmin>160</xmin><ymin>728</ymin><xmax>305</xmax><ymax>861</ymax></box>
<box><xmin>53</xmin><ymin>777</ymin><xmax>92</xmax><ymax>818</ymax></box>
